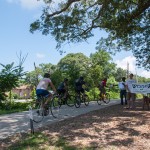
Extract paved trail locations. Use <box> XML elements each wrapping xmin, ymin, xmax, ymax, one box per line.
<box><xmin>0</xmin><ymin>100</ymin><xmax>120</xmax><ymax>139</ymax></box>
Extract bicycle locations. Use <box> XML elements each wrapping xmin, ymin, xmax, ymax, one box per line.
<box><xmin>97</xmin><ymin>88</ymin><xmax>110</xmax><ymax>105</ymax></box>
<box><xmin>57</xmin><ymin>92</ymin><xmax>75</xmax><ymax>107</ymax></box>
<box><xmin>74</xmin><ymin>90</ymin><xmax>90</xmax><ymax>108</ymax></box>
<box><xmin>30</xmin><ymin>93</ymin><xmax>60</xmax><ymax>123</ymax></box>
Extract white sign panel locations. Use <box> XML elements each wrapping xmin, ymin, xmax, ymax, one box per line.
<box><xmin>130</xmin><ymin>83</ymin><xmax>150</xmax><ymax>94</ymax></box>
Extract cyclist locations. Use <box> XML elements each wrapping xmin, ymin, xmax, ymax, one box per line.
<box><xmin>36</xmin><ymin>73</ymin><xmax>56</xmax><ymax>107</ymax></box>
<box><xmin>75</xmin><ymin>76</ymin><xmax>86</xmax><ymax>95</ymax></box>
<box><xmin>57</xmin><ymin>78</ymin><xmax>69</xmax><ymax>100</ymax></box>
<box><xmin>98</xmin><ymin>78</ymin><xmax>108</xmax><ymax>100</ymax></box>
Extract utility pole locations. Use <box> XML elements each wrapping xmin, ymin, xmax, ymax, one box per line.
<box><xmin>135</xmin><ymin>68</ymin><xmax>138</xmax><ymax>83</ymax></box>
<box><xmin>126</xmin><ymin>62</ymin><xmax>129</xmax><ymax>78</ymax></box>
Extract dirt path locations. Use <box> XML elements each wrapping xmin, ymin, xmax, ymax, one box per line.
<box><xmin>0</xmin><ymin>100</ymin><xmax>150</xmax><ymax>150</ymax></box>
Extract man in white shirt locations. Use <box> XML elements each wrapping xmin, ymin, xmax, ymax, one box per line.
<box><xmin>36</xmin><ymin>73</ymin><xmax>56</xmax><ymax>106</ymax></box>
<box><xmin>126</xmin><ymin>73</ymin><xmax>137</xmax><ymax>109</ymax></box>
<box><xmin>118</xmin><ymin>77</ymin><xmax>127</xmax><ymax>105</ymax></box>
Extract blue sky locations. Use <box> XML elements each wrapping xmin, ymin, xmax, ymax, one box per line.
<box><xmin>0</xmin><ymin>0</ymin><xmax>149</xmax><ymax>79</ymax></box>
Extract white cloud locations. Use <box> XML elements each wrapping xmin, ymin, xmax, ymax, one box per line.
<box><xmin>36</xmin><ymin>53</ymin><xmax>45</xmax><ymax>59</ymax></box>
<box><xmin>139</xmin><ymin>70</ymin><xmax>150</xmax><ymax>79</ymax></box>
<box><xmin>6</xmin><ymin>0</ymin><xmax>44</xmax><ymax>9</ymax></box>
<box><xmin>115</xmin><ymin>56</ymin><xmax>136</xmax><ymax>73</ymax></box>
<box><xmin>115</xmin><ymin>56</ymin><xmax>150</xmax><ymax>78</ymax></box>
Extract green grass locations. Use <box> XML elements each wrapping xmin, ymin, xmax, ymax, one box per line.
<box><xmin>7</xmin><ymin>133</ymin><xmax>98</xmax><ymax>150</ymax></box>
<box><xmin>0</xmin><ymin>101</ymin><xmax>31</xmax><ymax>115</ymax></box>
<box><xmin>8</xmin><ymin>133</ymin><xmax>74</xmax><ymax>150</ymax></box>
<box><xmin>8</xmin><ymin>133</ymin><xmax>49</xmax><ymax>150</ymax></box>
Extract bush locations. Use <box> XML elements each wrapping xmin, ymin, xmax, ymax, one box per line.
<box><xmin>0</xmin><ymin>100</ymin><xmax>31</xmax><ymax>111</ymax></box>
<box><xmin>31</xmin><ymin>88</ymin><xmax>36</xmax><ymax>100</ymax></box>
<box><xmin>13</xmin><ymin>93</ymin><xmax>20</xmax><ymax>99</ymax></box>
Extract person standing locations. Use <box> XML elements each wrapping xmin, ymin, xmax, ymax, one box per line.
<box><xmin>118</xmin><ymin>77</ymin><xmax>127</xmax><ymax>105</ymax></box>
<box><xmin>126</xmin><ymin>73</ymin><xmax>137</xmax><ymax>109</ymax></box>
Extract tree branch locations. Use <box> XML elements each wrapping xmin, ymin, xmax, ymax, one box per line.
<box><xmin>127</xmin><ymin>1</ymin><xmax>150</xmax><ymax>23</ymax></box>
<box><xmin>47</xmin><ymin>0</ymin><xmax>81</xmax><ymax>18</ymax></box>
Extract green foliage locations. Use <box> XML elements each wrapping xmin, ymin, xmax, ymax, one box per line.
<box><xmin>114</xmin><ymin>67</ymin><xmax>127</xmax><ymax>82</ymax></box>
<box><xmin>109</xmin><ymin>91</ymin><xmax>120</xmax><ymax>99</ymax></box>
<box><xmin>31</xmin><ymin>88</ymin><xmax>36</xmax><ymax>100</ymax></box>
<box><xmin>0</xmin><ymin>101</ymin><xmax>31</xmax><ymax>114</ymax></box>
<box><xmin>25</xmin><ymin>63</ymin><xmax>56</xmax><ymax>86</ymax></box>
<box><xmin>57</xmin><ymin>53</ymin><xmax>90</xmax><ymax>89</ymax></box>
<box><xmin>30</xmin><ymin>0</ymin><xmax>150</xmax><ymax>70</ymax></box>
<box><xmin>0</xmin><ymin>62</ymin><xmax>26</xmax><ymax>101</ymax></box>
<box><xmin>13</xmin><ymin>93</ymin><xmax>20</xmax><ymax>99</ymax></box>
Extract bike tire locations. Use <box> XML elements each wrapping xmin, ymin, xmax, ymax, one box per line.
<box><xmin>50</xmin><ymin>96</ymin><xmax>60</xmax><ymax>118</ymax></box>
<box><xmin>103</xmin><ymin>93</ymin><xmax>110</xmax><ymax>104</ymax></box>
<box><xmin>31</xmin><ymin>100</ymin><xmax>44</xmax><ymax>123</ymax></box>
<box><xmin>84</xmin><ymin>94</ymin><xmax>89</xmax><ymax>106</ymax></box>
<box><xmin>52</xmin><ymin>95</ymin><xmax>62</xmax><ymax>108</ymax></box>
<box><xmin>97</xmin><ymin>97</ymin><xmax>103</xmax><ymax>105</ymax></box>
<box><xmin>74</xmin><ymin>96</ymin><xmax>81</xmax><ymax>108</ymax></box>
<box><xmin>66</xmin><ymin>95</ymin><xmax>75</xmax><ymax>107</ymax></box>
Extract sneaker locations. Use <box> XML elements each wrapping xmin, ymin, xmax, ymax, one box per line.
<box><xmin>43</xmin><ymin>110</ymin><xmax>49</xmax><ymax>116</ymax></box>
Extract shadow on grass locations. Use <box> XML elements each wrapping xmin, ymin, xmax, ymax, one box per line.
<box><xmin>8</xmin><ymin>133</ymin><xmax>89</xmax><ymax>150</ymax></box>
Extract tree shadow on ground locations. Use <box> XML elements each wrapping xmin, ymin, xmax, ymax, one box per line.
<box><xmin>1</xmin><ymin>100</ymin><xmax>150</xmax><ymax>150</ymax></box>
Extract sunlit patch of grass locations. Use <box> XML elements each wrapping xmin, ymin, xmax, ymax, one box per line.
<box><xmin>53</xmin><ymin>137</ymin><xmax>78</xmax><ymax>150</ymax></box>
<box><xmin>8</xmin><ymin>132</ymin><xmax>49</xmax><ymax>150</ymax></box>
<box><xmin>8</xmin><ymin>133</ymin><xmax>78</xmax><ymax>150</ymax></box>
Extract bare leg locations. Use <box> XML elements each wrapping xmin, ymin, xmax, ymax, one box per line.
<box><xmin>127</xmin><ymin>92</ymin><xmax>131</xmax><ymax>109</ymax></box>
<box><xmin>131</xmin><ymin>94</ymin><xmax>136</xmax><ymax>109</ymax></box>
<box><xmin>44</xmin><ymin>94</ymin><xmax>52</xmax><ymax>106</ymax></box>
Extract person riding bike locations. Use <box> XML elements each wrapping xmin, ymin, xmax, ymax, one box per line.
<box><xmin>57</xmin><ymin>78</ymin><xmax>69</xmax><ymax>100</ymax></box>
<box><xmin>75</xmin><ymin>76</ymin><xmax>86</xmax><ymax>95</ymax></box>
<box><xmin>36</xmin><ymin>73</ymin><xmax>56</xmax><ymax>115</ymax></box>
<box><xmin>98</xmin><ymin>78</ymin><xmax>108</xmax><ymax>100</ymax></box>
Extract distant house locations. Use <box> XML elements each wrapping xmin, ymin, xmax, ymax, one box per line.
<box><xmin>12</xmin><ymin>85</ymin><xmax>33</xmax><ymax>99</ymax></box>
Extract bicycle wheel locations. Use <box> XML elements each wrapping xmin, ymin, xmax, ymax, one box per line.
<box><xmin>103</xmin><ymin>93</ymin><xmax>110</xmax><ymax>104</ymax></box>
<box><xmin>97</xmin><ymin>97</ymin><xmax>103</xmax><ymax>105</ymax></box>
<box><xmin>66</xmin><ymin>95</ymin><xmax>75</xmax><ymax>107</ymax></box>
<box><xmin>31</xmin><ymin>100</ymin><xmax>44</xmax><ymax>123</ymax></box>
<box><xmin>83</xmin><ymin>94</ymin><xmax>89</xmax><ymax>106</ymax></box>
<box><xmin>50</xmin><ymin>96</ymin><xmax>60</xmax><ymax>118</ymax></box>
<box><xmin>74</xmin><ymin>96</ymin><xmax>81</xmax><ymax>108</ymax></box>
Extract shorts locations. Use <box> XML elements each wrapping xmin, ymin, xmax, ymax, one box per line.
<box><xmin>127</xmin><ymin>92</ymin><xmax>136</xmax><ymax>101</ymax></box>
<box><xmin>36</xmin><ymin>89</ymin><xmax>50</xmax><ymax>98</ymax></box>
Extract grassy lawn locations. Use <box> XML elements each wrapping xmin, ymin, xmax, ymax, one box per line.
<box><xmin>5</xmin><ymin>132</ymin><xmax>96</xmax><ymax>150</ymax></box>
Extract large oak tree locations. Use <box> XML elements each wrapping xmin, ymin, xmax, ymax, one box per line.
<box><xmin>30</xmin><ymin>0</ymin><xmax>150</xmax><ymax>70</ymax></box>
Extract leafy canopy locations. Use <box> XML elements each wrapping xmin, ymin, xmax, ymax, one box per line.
<box><xmin>30</xmin><ymin>0</ymin><xmax>150</xmax><ymax>70</ymax></box>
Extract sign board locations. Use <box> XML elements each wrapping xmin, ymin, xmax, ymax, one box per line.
<box><xmin>130</xmin><ymin>82</ymin><xmax>150</xmax><ymax>94</ymax></box>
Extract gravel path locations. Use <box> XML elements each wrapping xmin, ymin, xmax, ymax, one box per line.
<box><xmin>0</xmin><ymin>100</ymin><xmax>119</xmax><ymax>140</ymax></box>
